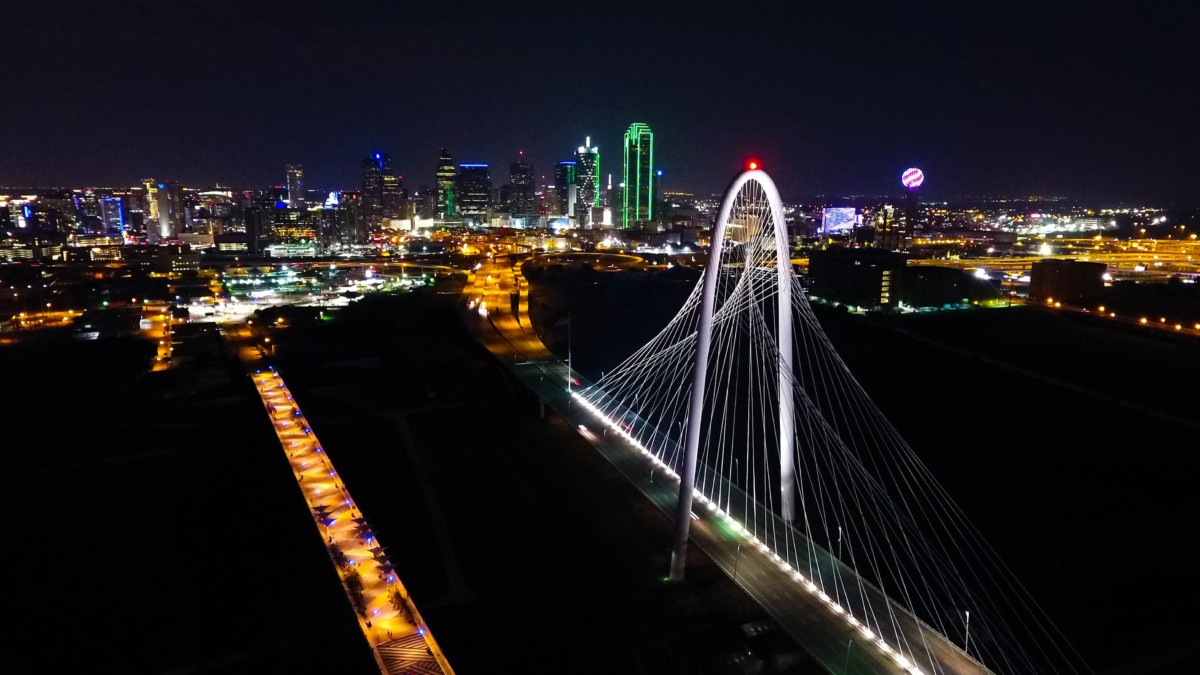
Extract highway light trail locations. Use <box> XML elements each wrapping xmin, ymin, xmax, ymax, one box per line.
<box><xmin>250</xmin><ymin>366</ymin><xmax>454</xmax><ymax>675</ymax></box>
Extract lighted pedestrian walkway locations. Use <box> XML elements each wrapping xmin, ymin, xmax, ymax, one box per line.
<box><xmin>250</xmin><ymin>366</ymin><xmax>453</xmax><ymax>675</ymax></box>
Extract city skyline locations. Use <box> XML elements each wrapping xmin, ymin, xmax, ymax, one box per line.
<box><xmin>7</xmin><ymin>2</ymin><xmax>1200</xmax><ymax>674</ymax></box>
<box><xmin>3</xmin><ymin>2</ymin><xmax>1197</xmax><ymax>204</ymax></box>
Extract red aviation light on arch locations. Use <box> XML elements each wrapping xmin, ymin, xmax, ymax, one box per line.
<box><xmin>747</xmin><ymin>160</ymin><xmax>760</xmax><ymax>171</ymax></box>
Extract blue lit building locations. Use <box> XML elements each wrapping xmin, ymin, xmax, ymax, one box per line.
<box><xmin>99</xmin><ymin>197</ymin><xmax>126</xmax><ymax>237</ymax></box>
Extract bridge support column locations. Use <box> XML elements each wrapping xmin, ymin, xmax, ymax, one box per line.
<box><xmin>671</xmin><ymin>168</ymin><xmax>797</xmax><ymax>578</ymax></box>
<box><xmin>669</xmin><ymin>246</ymin><xmax>717</xmax><ymax>580</ymax></box>
<box><xmin>775</xmin><ymin>200</ymin><xmax>796</xmax><ymax>523</ymax></box>
<box><xmin>671</xmin><ymin>172</ymin><xmax>739</xmax><ymax>581</ymax></box>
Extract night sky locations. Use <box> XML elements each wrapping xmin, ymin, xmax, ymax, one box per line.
<box><xmin>4</xmin><ymin>1</ymin><xmax>1197</xmax><ymax>203</ymax></box>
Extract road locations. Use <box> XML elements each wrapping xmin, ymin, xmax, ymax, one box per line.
<box><xmin>229</xmin><ymin>327</ymin><xmax>455</xmax><ymax>675</ymax></box>
<box><xmin>906</xmin><ymin>238</ymin><xmax>1200</xmax><ymax>278</ymax></box>
<box><xmin>143</xmin><ymin>303</ymin><xmax>174</xmax><ymax>370</ymax></box>
<box><xmin>463</xmin><ymin>253</ymin><xmax>552</xmax><ymax>361</ymax></box>
<box><xmin>460</xmin><ymin>253</ymin><xmax>988</xmax><ymax>675</ymax></box>
<box><xmin>1041</xmin><ymin>297</ymin><xmax>1200</xmax><ymax>337</ymax></box>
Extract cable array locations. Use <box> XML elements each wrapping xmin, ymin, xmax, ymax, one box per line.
<box><xmin>578</xmin><ymin>175</ymin><xmax>1088</xmax><ymax>674</ymax></box>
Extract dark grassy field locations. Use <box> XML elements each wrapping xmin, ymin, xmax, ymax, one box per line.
<box><xmin>1</xmin><ymin>333</ymin><xmax>375</xmax><ymax>673</ymax></box>
<box><xmin>819</xmin><ymin>306</ymin><xmax>1200</xmax><ymax>673</ymax></box>
<box><xmin>267</xmin><ymin>291</ymin><xmax>818</xmax><ymax>673</ymax></box>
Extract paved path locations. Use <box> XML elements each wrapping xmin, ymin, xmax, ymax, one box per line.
<box><xmin>247</xmin><ymin>364</ymin><xmax>455</xmax><ymax>675</ymax></box>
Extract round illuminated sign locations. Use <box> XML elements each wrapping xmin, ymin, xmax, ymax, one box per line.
<box><xmin>901</xmin><ymin>167</ymin><xmax>924</xmax><ymax>189</ymax></box>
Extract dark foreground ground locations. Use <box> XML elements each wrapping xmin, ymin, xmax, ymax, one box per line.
<box><xmin>8</xmin><ymin>273</ymin><xmax>1199</xmax><ymax>674</ymax></box>
<box><xmin>1</xmin><ymin>332</ymin><xmax>375</xmax><ymax>673</ymax></box>
<box><xmin>2</xmin><ymin>288</ymin><xmax>816</xmax><ymax>674</ymax></box>
<box><xmin>256</xmin><ymin>290</ymin><xmax>817</xmax><ymax>673</ymax></box>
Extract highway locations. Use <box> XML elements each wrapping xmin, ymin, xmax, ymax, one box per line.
<box><xmin>463</xmin><ymin>252</ymin><xmax>552</xmax><ymax>361</ymax></box>
<box><xmin>461</xmin><ymin>252</ymin><xmax>988</xmax><ymax>675</ymax></box>
<box><xmin>231</xmin><ymin>329</ymin><xmax>455</xmax><ymax>675</ymax></box>
<box><xmin>907</xmin><ymin>237</ymin><xmax>1200</xmax><ymax>278</ymax></box>
<box><xmin>1041</xmin><ymin>298</ymin><xmax>1200</xmax><ymax>338</ymax></box>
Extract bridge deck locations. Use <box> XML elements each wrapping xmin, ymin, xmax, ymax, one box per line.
<box><xmin>241</xmin><ymin>350</ymin><xmax>454</xmax><ymax>675</ymax></box>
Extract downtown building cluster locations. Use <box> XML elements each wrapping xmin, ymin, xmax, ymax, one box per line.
<box><xmin>0</xmin><ymin>122</ymin><xmax>668</xmax><ymax>262</ymax></box>
<box><xmin>426</xmin><ymin>126</ymin><xmax>657</xmax><ymax>231</ymax></box>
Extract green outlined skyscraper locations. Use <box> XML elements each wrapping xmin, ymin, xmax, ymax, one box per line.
<box><xmin>435</xmin><ymin>148</ymin><xmax>456</xmax><ymax>218</ymax></box>
<box><xmin>622</xmin><ymin>123</ymin><xmax>654</xmax><ymax>228</ymax></box>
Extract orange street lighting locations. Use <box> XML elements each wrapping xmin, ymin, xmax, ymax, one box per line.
<box><xmin>1140</xmin><ymin>318</ymin><xmax>1148</xmax><ymax>324</ymax></box>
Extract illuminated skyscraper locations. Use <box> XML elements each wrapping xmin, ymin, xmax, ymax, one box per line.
<box><xmin>553</xmin><ymin>161</ymin><xmax>576</xmax><ymax>217</ymax></box>
<box><xmin>622</xmin><ymin>123</ymin><xmax>654</xmax><ymax>228</ymax></box>
<box><xmin>875</xmin><ymin>168</ymin><xmax>922</xmax><ymax>250</ymax></box>
<box><xmin>286</xmin><ymin>164</ymin><xmax>304</xmax><ymax>209</ymax></box>
<box><xmin>99</xmin><ymin>197</ymin><xmax>126</xmax><ymax>236</ymax></box>
<box><xmin>509</xmin><ymin>155</ymin><xmax>535</xmax><ymax>215</ymax></box>
<box><xmin>382</xmin><ymin>170</ymin><xmax>404</xmax><ymax>219</ymax></box>
<box><xmin>143</xmin><ymin>179</ymin><xmax>159</xmax><ymax>222</ymax></box>
<box><xmin>149</xmin><ymin>181</ymin><xmax>183</xmax><ymax>243</ymax></box>
<box><xmin>456</xmin><ymin>163</ymin><xmax>491</xmax><ymax>223</ymax></box>
<box><xmin>436</xmin><ymin>149</ymin><xmax>456</xmax><ymax>218</ymax></box>
<box><xmin>360</xmin><ymin>152</ymin><xmax>394</xmax><ymax>227</ymax></box>
<box><xmin>575</xmin><ymin>137</ymin><xmax>600</xmax><ymax>227</ymax></box>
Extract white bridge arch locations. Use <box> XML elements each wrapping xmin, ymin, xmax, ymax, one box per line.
<box><xmin>671</xmin><ymin>168</ymin><xmax>797</xmax><ymax>580</ymax></box>
<box><xmin>572</xmin><ymin>166</ymin><xmax>1088</xmax><ymax>674</ymax></box>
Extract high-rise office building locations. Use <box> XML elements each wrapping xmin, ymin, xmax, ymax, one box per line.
<box><xmin>509</xmin><ymin>155</ymin><xmax>534</xmax><ymax>215</ymax></box>
<box><xmin>382</xmin><ymin>169</ymin><xmax>404</xmax><ymax>219</ymax></box>
<box><xmin>872</xmin><ymin>203</ymin><xmax>907</xmax><ymax>250</ymax></box>
<box><xmin>286</xmin><ymin>164</ymin><xmax>304</xmax><ymax>209</ymax></box>
<box><xmin>143</xmin><ymin>179</ymin><xmax>159</xmax><ymax>222</ymax></box>
<box><xmin>553</xmin><ymin>161</ymin><xmax>576</xmax><ymax>217</ymax></box>
<box><xmin>99</xmin><ymin>197</ymin><xmax>126</xmax><ymax>236</ymax></box>
<box><xmin>360</xmin><ymin>152</ymin><xmax>395</xmax><ymax>227</ymax></box>
<box><xmin>272</xmin><ymin>208</ymin><xmax>320</xmax><ymax>243</ymax></box>
<box><xmin>435</xmin><ymin>149</ymin><xmax>456</xmax><ymax>218</ymax></box>
<box><xmin>875</xmin><ymin>169</ymin><xmax>922</xmax><ymax>250</ymax></box>
<box><xmin>331</xmin><ymin>192</ymin><xmax>363</xmax><ymax>244</ymax></box>
<box><xmin>575</xmin><ymin>137</ymin><xmax>600</xmax><ymax>227</ymax></box>
<box><xmin>149</xmin><ymin>181</ymin><xmax>183</xmax><ymax>243</ymax></box>
<box><xmin>622</xmin><ymin>122</ymin><xmax>655</xmax><ymax>228</ymax></box>
<box><xmin>456</xmin><ymin>164</ymin><xmax>492</xmax><ymax>223</ymax></box>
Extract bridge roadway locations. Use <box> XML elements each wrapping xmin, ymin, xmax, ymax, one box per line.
<box><xmin>230</xmin><ymin>327</ymin><xmax>455</xmax><ymax>675</ymax></box>
<box><xmin>462</xmin><ymin>254</ymin><xmax>990</xmax><ymax>675</ymax></box>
